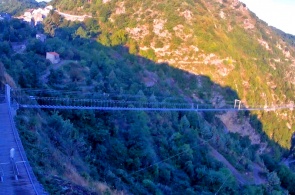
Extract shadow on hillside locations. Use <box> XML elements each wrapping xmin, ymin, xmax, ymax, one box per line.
<box><xmin>7</xmin><ymin>20</ymin><xmax>292</xmax><ymax>193</ymax></box>
<box><xmin>38</xmin><ymin>31</ymin><xmax>288</xmax><ymax>150</ymax></box>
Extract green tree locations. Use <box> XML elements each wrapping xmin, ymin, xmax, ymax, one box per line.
<box><xmin>110</xmin><ymin>30</ymin><xmax>127</xmax><ymax>46</ymax></box>
<box><xmin>139</xmin><ymin>49</ymin><xmax>156</xmax><ymax>61</ymax></box>
<box><xmin>267</xmin><ymin>171</ymin><xmax>281</xmax><ymax>191</ymax></box>
<box><xmin>0</xmin><ymin>41</ymin><xmax>11</xmax><ymax>55</ymax></box>
<box><xmin>84</xmin><ymin>18</ymin><xmax>100</xmax><ymax>37</ymax></box>
<box><xmin>27</xmin><ymin>39</ymin><xmax>45</xmax><ymax>55</ymax></box>
<box><xmin>242</xmin><ymin>185</ymin><xmax>264</xmax><ymax>195</ymax></box>
<box><xmin>180</xmin><ymin>115</ymin><xmax>190</xmax><ymax>131</ymax></box>
<box><xmin>76</xmin><ymin>26</ymin><xmax>88</xmax><ymax>38</ymax></box>
<box><xmin>98</xmin><ymin>5</ymin><xmax>112</xmax><ymax>22</ymax></box>
<box><xmin>276</xmin><ymin>165</ymin><xmax>295</xmax><ymax>194</ymax></box>
<box><xmin>48</xmin><ymin>69</ymin><xmax>65</xmax><ymax>86</ymax></box>
<box><xmin>128</xmin><ymin>39</ymin><xmax>139</xmax><ymax>54</ymax></box>
<box><xmin>97</xmin><ymin>32</ymin><xmax>111</xmax><ymax>46</ymax></box>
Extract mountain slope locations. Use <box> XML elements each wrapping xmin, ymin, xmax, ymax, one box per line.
<box><xmin>1</xmin><ymin>0</ymin><xmax>295</xmax><ymax>194</ymax></box>
<box><xmin>50</xmin><ymin>0</ymin><xmax>295</xmax><ymax>148</ymax></box>
<box><xmin>272</xmin><ymin>26</ymin><xmax>295</xmax><ymax>47</ymax></box>
<box><xmin>0</xmin><ymin>0</ymin><xmax>40</xmax><ymax>15</ymax></box>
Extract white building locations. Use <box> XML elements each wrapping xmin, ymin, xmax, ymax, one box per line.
<box><xmin>23</xmin><ymin>9</ymin><xmax>34</xmax><ymax>23</ymax></box>
<box><xmin>22</xmin><ymin>6</ymin><xmax>53</xmax><ymax>25</ymax></box>
<box><xmin>46</xmin><ymin>52</ymin><xmax>60</xmax><ymax>64</ymax></box>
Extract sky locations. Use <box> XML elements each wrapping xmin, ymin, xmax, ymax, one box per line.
<box><xmin>241</xmin><ymin>0</ymin><xmax>295</xmax><ymax>35</ymax></box>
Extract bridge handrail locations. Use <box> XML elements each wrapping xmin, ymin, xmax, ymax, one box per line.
<box><xmin>0</xmin><ymin>165</ymin><xmax>4</xmax><ymax>182</ymax></box>
<box><xmin>11</xmin><ymin>92</ymin><xmax>295</xmax><ymax>112</ymax></box>
<box><xmin>15</xmin><ymin>96</ymin><xmax>226</xmax><ymax>109</ymax></box>
<box><xmin>7</xmin><ymin>102</ymin><xmax>40</xmax><ymax>194</ymax></box>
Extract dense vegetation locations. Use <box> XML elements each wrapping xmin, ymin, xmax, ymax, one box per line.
<box><xmin>0</xmin><ymin>0</ymin><xmax>40</xmax><ymax>15</ymax></box>
<box><xmin>0</xmin><ymin>0</ymin><xmax>295</xmax><ymax>194</ymax></box>
<box><xmin>49</xmin><ymin>0</ymin><xmax>295</xmax><ymax>149</ymax></box>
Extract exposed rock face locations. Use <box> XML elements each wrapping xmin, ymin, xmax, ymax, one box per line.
<box><xmin>153</xmin><ymin>19</ymin><xmax>170</xmax><ymax>38</ymax></box>
<box><xmin>217</xmin><ymin>112</ymin><xmax>268</xmax><ymax>153</ymax></box>
<box><xmin>115</xmin><ymin>2</ymin><xmax>125</xmax><ymax>15</ymax></box>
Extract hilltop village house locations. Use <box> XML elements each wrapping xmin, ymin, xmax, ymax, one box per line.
<box><xmin>23</xmin><ymin>9</ymin><xmax>34</xmax><ymax>23</ymax></box>
<box><xmin>46</xmin><ymin>52</ymin><xmax>60</xmax><ymax>64</ymax></box>
<box><xmin>23</xmin><ymin>6</ymin><xmax>53</xmax><ymax>25</ymax></box>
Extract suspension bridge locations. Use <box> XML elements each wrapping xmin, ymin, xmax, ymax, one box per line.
<box><xmin>9</xmin><ymin>87</ymin><xmax>295</xmax><ymax>112</ymax></box>
<box><xmin>0</xmin><ymin>84</ymin><xmax>294</xmax><ymax>194</ymax></box>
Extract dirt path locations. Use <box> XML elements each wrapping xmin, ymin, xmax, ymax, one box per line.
<box><xmin>209</xmin><ymin>146</ymin><xmax>248</xmax><ymax>184</ymax></box>
<box><xmin>56</xmin><ymin>11</ymin><xmax>92</xmax><ymax>21</ymax></box>
<box><xmin>209</xmin><ymin>145</ymin><xmax>266</xmax><ymax>185</ymax></box>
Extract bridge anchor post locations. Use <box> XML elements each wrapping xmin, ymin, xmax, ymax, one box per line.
<box><xmin>5</xmin><ymin>84</ymin><xmax>11</xmax><ymax>106</ymax></box>
<box><xmin>234</xmin><ymin>99</ymin><xmax>241</xmax><ymax>110</ymax></box>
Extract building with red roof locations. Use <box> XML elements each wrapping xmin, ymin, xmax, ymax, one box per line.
<box><xmin>46</xmin><ymin>52</ymin><xmax>60</xmax><ymax>64</ymax></box>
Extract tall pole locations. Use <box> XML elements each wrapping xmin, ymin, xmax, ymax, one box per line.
<box><xmin>5</xmin><ymin>84</ymin><xmax>11</xmax><ymax>106</ymax></box>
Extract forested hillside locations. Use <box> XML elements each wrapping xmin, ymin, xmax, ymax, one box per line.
<box><xmin>1</xmin><ymin>0</ymin><xmax>295</xmax><ymax>194</ymax></box>
<box><xmin>0</xmin><ymin>0</ymin><xmax>40</xmax><ymax>15</ymax></box>
<box><xmin>50</xmin><ymin>0</ymin><xmax>295</xmax><ymax>149</ymax></box>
